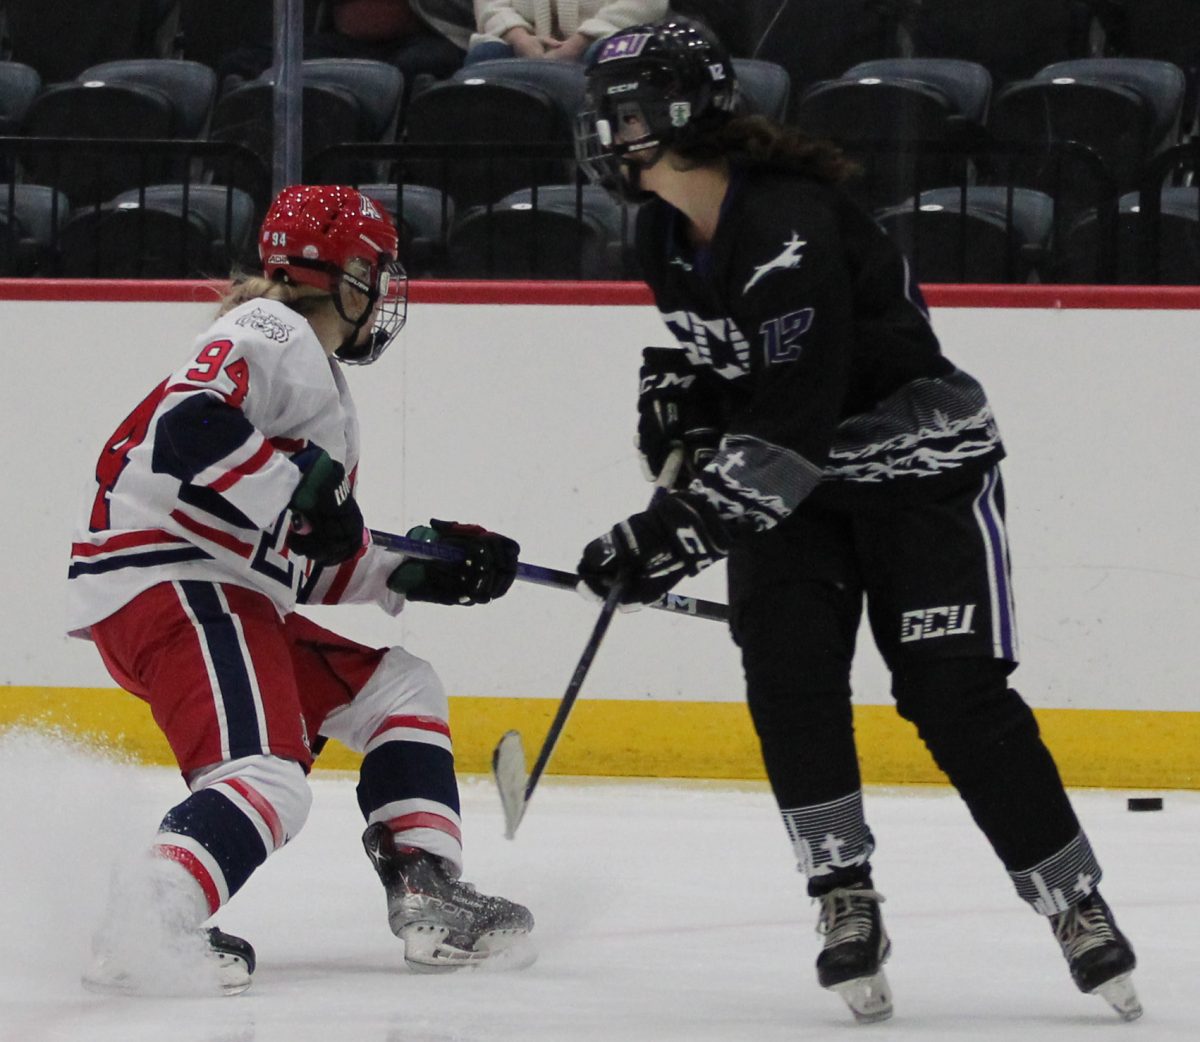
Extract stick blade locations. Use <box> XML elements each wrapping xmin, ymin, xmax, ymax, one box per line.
<box><xmin>492</xmin><ymin>729</ymin><xmax>528</xmax><ymax>840</ymax></box>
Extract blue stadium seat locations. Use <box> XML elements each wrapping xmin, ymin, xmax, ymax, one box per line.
<box><xmin>402</xmin><ymin>80</ymin><xmax>574</xmax><ymax>208</ymax></box>
<box><xmin>875</xmin><ymin>186</ymin><xmax>1055</xmax><ymax>283</ymax></box>
<box><xmin>58</xmin><ymin>183</ymin><xmax>257</xmax><ymax>278</ymax></box>
<box><xmin>446</xmin><ymin>183</ymin><xmax>621</xmax><ymax>279</ymax></box>
<box><xmin>989</xmin><ymin>57</ymin><xmax>1187</xmax><ymax>222</ymax></box>
<box><xmin>0</xmin><ymin>184</ymin><xmax>70</xmax><ymax>275</ymax></box>
<box><xmin>359</xmin><ymin>183</ymin><xmax>456</xmax><ymax>277</ymax></box>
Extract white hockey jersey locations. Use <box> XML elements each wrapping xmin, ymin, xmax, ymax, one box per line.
<box><xmin>67</xmin><ymin>296</ymin><xmax>404</xmax><ymax>638</ymax></box>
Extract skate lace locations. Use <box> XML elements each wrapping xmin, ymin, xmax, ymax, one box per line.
<box><xmin>816</xmin><ymin>888</ymin><xmax>885</xmax><ymax>946</ymax></box>
<box><xmin>1054</xmin><ymin>901</ymin><xmax>1117</xmax><ymax>960</ymax></box>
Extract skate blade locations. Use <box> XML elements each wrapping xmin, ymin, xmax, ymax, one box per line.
<box><xmin>474</xmin><ymin>928</ymin><xmax>537</xmax><ymax>971</ymax></box>
<box><xmin>1095</xmin><ymin>973</ymin><xmax>1143</xmax><ymax>1022</ymax></box>
<box><xmin>81</xmin><ymin>960</ymin><xmax>251</xmax><ymax>997</ymax></box>
<box><xmin>830</xmin><ymin>969</ymin><xmax>893</xmax><ymax>1024</ymax></box>
<box><xmin>400</xmin><ymin>923</ymin><xmax>535</xmax><ymax>973</ymax></box>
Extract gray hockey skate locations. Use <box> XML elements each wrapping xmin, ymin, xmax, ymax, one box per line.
<box><xmin>362</xmin><ymin>822</ymin><xmax>535</xmax><ymax>972</ymax></box>
<box><xmin>1051</xmin><ymin>891</ymin><xmax>1141</xmax><ymax>1021</ymax></box>
<box><xmin>82</xmin><ymin>926</ymin><xmax>255</xmax><ymax>997</ymax></box>
<box><xmin>815</xmin><ymin>882</ymin><xmax>893</xmax><ymax>1024</ymax></box>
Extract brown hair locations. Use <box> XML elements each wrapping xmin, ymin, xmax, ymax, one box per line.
<box><xmin>216</xmin><ymin>272</ymin><xmax>331</xmax><ymax>318</ymax></box>
<box><xmin>676</xmin><ymin>114</ymin><xmax>859</xmax><ymax>184</ymax></box>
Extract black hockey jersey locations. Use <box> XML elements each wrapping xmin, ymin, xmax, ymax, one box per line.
<box><xmin>636</xmin><ymin>165</ymin><xmax>1005</xmax><ymax>531</ymax></box>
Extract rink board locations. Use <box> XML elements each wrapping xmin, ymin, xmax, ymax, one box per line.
<box><xmin>2</xmin><ymin>686</ymin><xmax>1197</xmax><ymax>789</ymax></box>
<box><xmin>3</xmin><ymin>280</ymin><xmax>1199</xmax><ymax>790</ymax></box>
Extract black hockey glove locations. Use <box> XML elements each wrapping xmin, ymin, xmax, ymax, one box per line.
<box><xmin>387</xmin><ymin>519</ymin><xmax>520</xmax><ymax>605</ymax></box>
<box><xmin>287</xmin><ymin>447</ymin><xmax>365</xmax><ymax>565</ymax></box>
<box><xmin>637</xmin><ymin>347</ymin><xmax>720</xmax><ymax>487</ymax></box>
<box><xmin>577</xmin><ymin>491</ymin><xmax>730</xmax><ymax>606</ymax></box>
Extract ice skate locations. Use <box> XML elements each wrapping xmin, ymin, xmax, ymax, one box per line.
<box><xmin>815</xmin><ymin>881</ymin><xmax>892</xmax><ymax>1024</ymax></box>
<box><xmin>363</xmin><ymin>822</ymin><xmax>535</xmax><ymax>973</ymax></box>
<box><xmin>1051</xmin><ymin>891</ymin><xmax>1141</xmax><ymax>1021</ymax></box>
<box><xmin>83</xmin><ymin>925</ymin><xmax>255</xmax><ymax>997</ymax></box>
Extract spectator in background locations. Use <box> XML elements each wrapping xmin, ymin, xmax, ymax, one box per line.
<box><xmin>307</xmin><ymin>0</ymin><xmax>475</xmax><ymax>83</ymax></box>
<box><xmin>464</xmin><ymin>0</ymin><xmax>669</xmax><ymax>66</ymax></box>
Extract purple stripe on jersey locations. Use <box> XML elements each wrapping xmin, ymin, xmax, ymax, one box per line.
<box><xmin>179</xmin><ymin>581</ymin><xmax>265</xmax><ymax>756</ymax></box>
<box><xmin>975</xmin><ymin>468</ymin><xmax>1015</xmax><ymax>661</ymax></box>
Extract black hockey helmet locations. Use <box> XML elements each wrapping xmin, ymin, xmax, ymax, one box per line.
<box><xmin>575</xmin><ymin>19</ymin><xmax>739</xmax><ymax>199</ymax></box>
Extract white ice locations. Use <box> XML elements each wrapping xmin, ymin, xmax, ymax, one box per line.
<box><xmin>1</xmin><ymin>729</ymin><xmax>1196</xmax><ymax>1042</ymax></box>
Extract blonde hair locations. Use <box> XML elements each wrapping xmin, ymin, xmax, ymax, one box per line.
<box><xmin>217</xmin><ymin>273</ymin><xmax>332</xmax><ymax>318</ymax></box>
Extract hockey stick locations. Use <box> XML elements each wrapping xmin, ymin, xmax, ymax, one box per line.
<box><xmin>492</xmin><ymin>448</ymin><xmax>686</xmax><ymax>839</ymax></box>
<box><xmin>368</xmin><ymin>535</ymin><xmax>728</xmax><ymax>623</ymax></box>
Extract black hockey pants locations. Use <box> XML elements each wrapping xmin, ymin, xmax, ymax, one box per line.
<box><xmin>727</xmin><ymin>468</ymin><xmax>1082</xmax><ymax>876</ymax></box>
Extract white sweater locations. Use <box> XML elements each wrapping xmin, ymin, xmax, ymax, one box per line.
<box><xmin>470</xmin><ymin>0</ymin><xmax>668</xmax><ymax>47</ymax></box>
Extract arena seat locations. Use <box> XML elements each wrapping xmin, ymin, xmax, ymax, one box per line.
<box><xmin>1058</xmin><ymin>186</ymin><xmax>1200</xmax><ymax>284</ymax></box>
<box><xmin>358</xmin><ymin>183</ymin><xmax>456</xmax><ymax>278</ymax></box>
<box><xmin>0</xmin><ymin>184</ymin><xmax>70</xmax><ymax>276</ymax></box>
<box><xmin>57</xmin><ymin>183</ymin><xmax>257</xmax><ymax>278</ymax></box>
<box><xmin>208</xmin><ymin>80</ymin><xmax>366</xmax><ymax>207</ymax></box>
<box><xmin>749</xmin><ymin>0</ymin><xmax>910</xmax><ymax>118</ymax></box>
<box><xmin>445</xmin><ymin>184</ymin><xmax>620</xmax><ymax>279</ymax></box>
<box><xmin>989</xmin><ymin>57</ymin><xmax>1187</xmax><ymax>223</ymax></box>
<box><xmin>0</xmin><ymin>61</ymin><xmax>41</xmax><ymax>135</ymax></box>
<box><xmin>875</xmin><ymin>186</ymin><xmax>1055</xmax><ymax>283</ymax></box>
<box><xmin>21</xmin><ymin>81</ymin><xmax>176</xmax><ymax>206</ymax></box>
<box><xmin>731</xmin><ymin>58</ymin><xmax>792</xmax><ymax>123</ymax></box>
<box><xmin>402</xmin><ymin>80</ymin><xmax>573</xmax><ymax>209</ymax></box>
<box><xmin>909</xmin><ymin>0</ymin><xmax>1095</xmax><ymax>89</ymax></box>
<box><xmin>795</xmin><ymin>68</ymin><xmax>984</xmax><ymax>210</ymax></box>
<box><xmin>77</xmin><ymin>59</ymin><xmax>219</xmax><ymax>139</ymax></box>
<box><xmin>450</xmin><ymin>59</ymin><xmax>587</xmax><ymax>122</ymax></box>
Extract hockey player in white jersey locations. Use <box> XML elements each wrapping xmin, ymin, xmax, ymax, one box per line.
<box><xmin>67</xmin><ymin>184</ymin><xmax>534</xmax><ymax>995</ymax></box>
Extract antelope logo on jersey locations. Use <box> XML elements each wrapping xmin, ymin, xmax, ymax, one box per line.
<box><xmin>900</xmin><ymin>604</ymin><xmax>976</xmax><ymax>642</ymax></box>
<box><xmin>743</xmin><ymin>232</ymin><xmax>807</xmax><ymax>293</ymax></box>
<box><xmin>236</xmin><ymin>307</ymin><xmax>295</xmax><ymax>343</ymax></box>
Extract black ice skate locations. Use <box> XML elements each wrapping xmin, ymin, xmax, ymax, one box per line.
<box><xmin>82</xmin><ymin>925</ymin><xmax>255</xmax><ymax>996</ymax></box>
<box><xmin>1050</xmin><ymin>891</ymin><xmax>1141</xmax><ymax>1021</ymax></box>
<box><xmin>362</xmin><ymin>822</ymin><xmax>535</xmax><ymax>972</ymax></box>
<box><xmin>814</xmin><ymin>881</ymin><xmax>893</xmax><ymax>1024</ymax></box>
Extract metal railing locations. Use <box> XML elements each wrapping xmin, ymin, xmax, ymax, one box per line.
<box><xmin>0</xmin><ymin>134</ymin><xmax>1196</xmax><ymax>283</ymax></box>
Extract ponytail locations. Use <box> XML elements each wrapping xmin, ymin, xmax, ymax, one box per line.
<box><xmin>676</xmin><ymin>114</ymin><xmax>859</xmax><ymax>184</ymax></box>
<box><xmin>217</xmin><ymin>273</ymin><xmax>331</xmax><ymax>318</ymax></box>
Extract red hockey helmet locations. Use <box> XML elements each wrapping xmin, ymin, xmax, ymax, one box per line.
<box><xmin>259</xmin><ymin>184</ymin><xmax>408</xmax><ymax>364</ymax></box>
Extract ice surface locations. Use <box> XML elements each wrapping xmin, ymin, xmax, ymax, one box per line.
<box><xmin>1</xmin><ymin>729</ymin><xmax>1196</xmax><ymax>1041</ymax></box>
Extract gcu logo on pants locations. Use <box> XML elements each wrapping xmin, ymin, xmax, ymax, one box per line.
<box><xmin>900</xmin><ymin>604</ymin><xmax>976</xmax><ymax>642</ymax></box>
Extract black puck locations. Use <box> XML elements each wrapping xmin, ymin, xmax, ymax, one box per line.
<box><xmin>1127</xmin><ymin>797</ymin><xmax>1163</xmax><ymax>811</ymax></box>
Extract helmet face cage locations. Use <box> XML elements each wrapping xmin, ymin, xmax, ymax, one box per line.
<box><xmin>259</xmin><ymin>185</ymin><xmax>409</xmax><ymax>365</ymax></box>
<box><xmin>576</xmin><ymin>21</ymin><xmax>737</xmax><ymax>196</ymax></box>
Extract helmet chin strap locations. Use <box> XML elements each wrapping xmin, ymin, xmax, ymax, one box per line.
<box><xmin>618</xmin><ymin>154</ymin><xmax>661</xmax><ymax>204</ymax></box>
<box><xmin>330</xmin><ymin>269</ymin><xmax>379</xmax><ymax>361</ymax></box>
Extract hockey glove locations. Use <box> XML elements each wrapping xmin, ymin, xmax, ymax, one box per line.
<box><xmin>287</xmin><ymin>447</ymin><xmax>365</xmax><ymax>565</ymax></box>
<box><xmin>387</xmin><ymin>519</ymin><xmax>520</xmax><ymax>605</ymax></box>
<box><xmin>637</xmin><ymin>347</ymin><xmax>721</xmax><ymax>487</ymax></box>
<box><xmin>577</xmin><ymin>491</ymin><xmax>730</xmax><ymax>606</ymax></box>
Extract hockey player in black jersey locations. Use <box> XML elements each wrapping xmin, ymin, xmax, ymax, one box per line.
<box><xmin>573</xmin><ymin>18</ymin><xmax>1140</xmax><ymax>1024</ymax></box>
